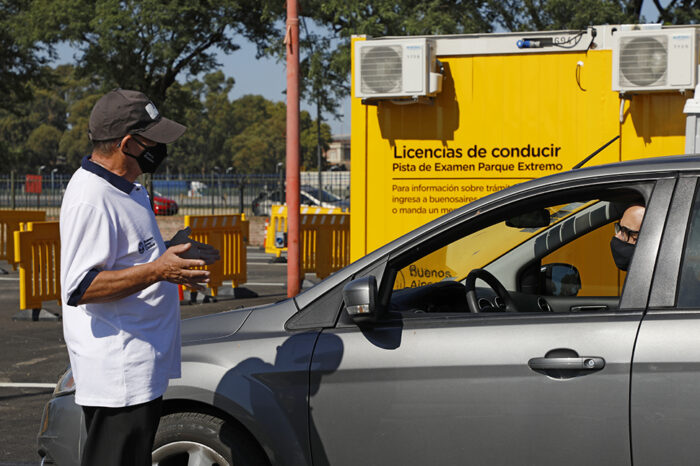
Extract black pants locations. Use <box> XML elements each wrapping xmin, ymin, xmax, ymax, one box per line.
<box><xmin>81</xmin><ymin>396</ymin><xmax>163</xmax><ymax>466</ymax></box>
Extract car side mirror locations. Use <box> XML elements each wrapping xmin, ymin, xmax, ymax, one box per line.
<box><xmin>541</xmin><ymin>263</ymin><xmax>581</xmax><ymax>297</ymax></box>
<box><xmin>343</xmin><ymin>276</ymin><xmax>380</xmax><ymax>322</ymax></box>
<box><xmin>506</xmin><ymin>208</ymin><xmax>551</xmax><ymax>228</ymax></box>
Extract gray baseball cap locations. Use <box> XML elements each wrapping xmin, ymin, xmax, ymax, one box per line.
<box><xmin>88</xmin><ymin>89</ymin><xmax>186</xmax><ymax>143</ymax></box>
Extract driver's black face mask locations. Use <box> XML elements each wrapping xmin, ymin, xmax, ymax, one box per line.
<box><xmin>610</xmin><ymin>236</ymin><xmax>635</xmax><ymax>271</ymax></box>
<box><xmin>124</xmin><ymin>138</ymin><xmax>167</xmax><ymax>174</ymax></box>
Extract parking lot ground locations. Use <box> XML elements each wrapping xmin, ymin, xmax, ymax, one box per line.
<box><xmin>0</xmin><ymin>246</ymin><xmax>308</xmax><ymax>465</ymax></box>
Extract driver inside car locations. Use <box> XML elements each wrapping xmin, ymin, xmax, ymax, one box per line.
<box><xmin>610</xmin><ymin>204</ymin><xmax>645</xmax><ymax>271</ymax></box>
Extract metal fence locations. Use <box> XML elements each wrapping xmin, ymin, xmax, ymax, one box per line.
<box><xmin>0</xmin><ymin>171</ymin><xmax>351</xmax><ymax>218</ymax></box>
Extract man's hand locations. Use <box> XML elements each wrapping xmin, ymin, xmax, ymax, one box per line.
<box><xmin>169</xmin><ymin>227</ymin><xmax>221</xmax><ymax>265</ymax></box>
<box><xmin>78</xmin><ymin>241</ymin><xmax>213</xmax><ymax>304</ymax></box>
<box><xmin>154</xmin><ymin>243</ymin><xmax>211</xmax><ymax>292</ymax></box>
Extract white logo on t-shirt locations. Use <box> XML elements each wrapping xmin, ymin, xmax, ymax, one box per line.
<box><xmin>138</xmin><ymin>237</ymin><xmax>156</xmax><ymax>254</ymax></box>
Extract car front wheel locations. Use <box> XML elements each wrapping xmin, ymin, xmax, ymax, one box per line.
<box><xmin>152</xmin><ymin>412</ymin><xmax>267</xmax><ymax>466</ymax></box>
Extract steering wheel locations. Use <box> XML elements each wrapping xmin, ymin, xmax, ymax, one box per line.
<box><xmin>464</xmin><ymin>268</ymin><xmax>517</xmax><ymax>313</ymax></box>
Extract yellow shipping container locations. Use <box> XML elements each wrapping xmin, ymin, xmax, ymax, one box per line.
<box><xmin>351</xmin><ymin>26</ymin><xmax>692</xmax><ymax>262</ymax></box>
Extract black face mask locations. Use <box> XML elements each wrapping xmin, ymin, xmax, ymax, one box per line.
<box><xmin>125</xmin><ymin>139</ymin><xmax>168</xmax><ymax>174</ymax></box>
<box><xmin>610</xmin><ymin>236</ymin><xmax>635</xmax><ymax>271</ymax></box>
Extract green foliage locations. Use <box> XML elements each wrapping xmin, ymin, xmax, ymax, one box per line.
<box><xmin>306</xmin><ymin>0</ymin><xmax>493</xmax><ymax>37</ymax></box>
<box><xmin>164</xmin><ymin>74</ymin><xmax>331</xmax><ymax>175</ymax></box>
<box><xmin>659</xmin><ymin>0</ymin><xmax>700</xmax><ymax>24</ymax></box>
<box><xmin>163</xmin><ymin>72</ymin><xmax>237</xmax><ymax>174</ymax></box>
<box><xmin>0</xmin><ymin>67</ymin><xmax>331</xmax><ymax>175</ymax></box>
<box><xmin>27</xmin><ymin>0</ymin><xmax>283</xmax><ymax>104</ymax></box>
<box><xmin>297</xmin><ymin>20</ymin><xmax>351</xmax><ymax>121</ymax></box>
<box><xmin>59</xmin><ymin>92</ymin><xmax>102</xmax><ymax>169</ymax></box>
<box><xmin>225</xmin><ymin>100</ymin><xmax>287</xmax><ymax>173</ymax></box>
<box><xmin>0</xmin><ymin>0</ymin><xmax>52</xmax><ymax>110</ymax></box>
<box><xmin>282</xmin><ymin>1</ymin><xmax>494</xmax><ymax>120</ymax></box>
<box><xmin>3</xmin><ymin>0</ymin><xmax>693</xmax><ymax>177</ymax></box>
<box><xmin>487</xmin><ymin>0</ymin><xmax>644</xmax><ymax>31</ymax></box>
<box><xmin>0</xmin><ymin>77</ymin><xmax>71</xmax><ymax>174</ymax></box>
<box><xmin>298</xmin><ymin>0</ymin><xmax>656</xmax><ymax>113</ymax></box>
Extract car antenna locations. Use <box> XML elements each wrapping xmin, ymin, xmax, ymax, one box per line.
<box><xmin>572</xmin><ymin>135</ymin><xmax>620</xmax><ymax>169</ymax></box>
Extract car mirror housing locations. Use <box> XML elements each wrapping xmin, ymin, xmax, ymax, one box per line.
<box><xmin>541</xmin><ymin>263</ymin><xmax>581</xmax><ymax>297</ymax></box>
<box><xmin>343</xmin><ymin>276</ymin><xmax>380</xmax><ymax>322</ymax></box>
<box><xmin>506</xmin><ymin>209</ymin><xmax>551</xmax><ymax>228</ymax></box>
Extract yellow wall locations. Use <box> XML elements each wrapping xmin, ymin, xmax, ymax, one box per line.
<box><xmin>621</xmin><ymin>93</ymin><xmax>687</xmax><ymax>160</ymax></box>
<box><xmin>351</xmin><ymin>43</ymin><xmax>689</xmax><ymax>260</ymax></box>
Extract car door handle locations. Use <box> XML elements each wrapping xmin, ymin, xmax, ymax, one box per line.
<box><xmin>570</xmin><ymin>305</ymin><xmax>608</xmax><ymax>312</ymax></box>
<box><xmin>528</xmin><ymin>357</ymin><xmax>605</xmax><ymax>371</ymax></box>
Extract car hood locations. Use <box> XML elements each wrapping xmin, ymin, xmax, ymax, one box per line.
<box><xmin>181</xmin><ymin>308</ymin><xmax>253</xmax><ymax>344</ymax></box>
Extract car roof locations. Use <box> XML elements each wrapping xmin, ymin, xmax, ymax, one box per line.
<box><xmin>562</xmin><ymin>154</ymin><xmax>700</xmax><ymax>177</ymax></box>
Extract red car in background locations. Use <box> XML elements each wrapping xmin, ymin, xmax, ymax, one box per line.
<box><xmin>153</xmin><ymin>191</ymin><xmax>179</xmax><ymax>216</ymax></box>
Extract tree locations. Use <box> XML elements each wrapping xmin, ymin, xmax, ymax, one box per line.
<box><xmin>49</xmin><ymin>65</ymin><xmax>104</xmax><ymax>170</ymax></box>
<box><xmin>27</xmin><ymin>0</ymin><xmax>283</xmax><ymax>105</ymax></box>
<box><xmin>290</xmin><ymin>0</ymin><xmax>677</xmax><ymax>120</ymax></box>
<box><xmin>59</xmin><ymin>92</ymin><xmax>102</xmax><ymax>169</ymax></box>
<box><xmin>222</xmin><ymin>96</ymin><xmax>332</xmax><ymax>174</ymax></box>
<box><xmin>225</xmin><ymin>100</ymin><xmax>287</xmax><ymax>173</ymax></box>
<box><xmin>160</xmin><ymin>72</ymin><xmax>331</xmax><ymax>175</ymax></box>
<box><xmin>306</xmin><ymin>0</ymin><xmax>494</xmax><ymax>38</ymax></box>
<box><xmin>277</xmin><ymin>0</ymin><xmax>495</xmax><ymax>128</ymax></box>
<box><xmin>298</xmin><ymin>19</ymin><xmax>351</xmax><ymax>121</ymax></box>
<box><xmin>299</xmin><ymin>110</ymin><xmax>332</xmax><ymax>170</ymax></box>
<box><xmin>224</xmin><ymin>99</ymin><xmax>330</xmax><ymax>173</ymax></box>
<box><xmin>0</xmin><ymin>81</ymin><xmax>69</xmax><ymax>174</ymax></box>
<box><xmin>487</xmin><ymin>0</ymin><xmax>646</xmax><ymax>31</ymax></box>
<box><xmin>656</xmin><ymin>0</ymin><xmax>700</xmax><ymax>24</ymax></box>
<box><xmin>164</xmin><ymin>72</ymin><xmax>238</xmax><ymax>174</ymax></box>
<box><xmin>0</xmin><ymin>0</ymin><xmax>50</xmax><ymax>111</ymax></box>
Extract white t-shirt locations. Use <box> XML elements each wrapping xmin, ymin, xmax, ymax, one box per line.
<box><xmin>60</xmin><ymin>156</ymin><xmax>181</xmax><ymax>407</ymax></box>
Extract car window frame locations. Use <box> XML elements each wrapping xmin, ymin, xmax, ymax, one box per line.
<box><xmin>290</xmin><ymin>173</ymin><xmax>676</xmax><ymax>331</ymax></box>
<box><xmin>375</xmin><ymin>177</ymin><xmax>674</xmax><ymax>321</ymax></box>
<box><xmin>649</xmin><ymin>175</ymin><xmax>700</xmax><ymax>309</ymax></box>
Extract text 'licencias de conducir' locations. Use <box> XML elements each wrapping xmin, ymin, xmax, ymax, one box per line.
<box><xmin>391</xmin><ymin>143</ymin><xmax>564</xmax><ymax>173</ymax></box>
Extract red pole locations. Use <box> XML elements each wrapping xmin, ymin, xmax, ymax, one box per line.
<box><xmin>285</xmin><ymin>0</ymin><xmax>301</xmax><ymax>297</ymax></box>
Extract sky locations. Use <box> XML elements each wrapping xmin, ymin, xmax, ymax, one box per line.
<box><xmin>56</xmin><ymin>1</ymin><xmax>667</xmax><ymax>138</ymax></box>
<box><xmin>217</xmin><ymin>40</ymin><xmax>352</xmax><ymax>137</ymax></box>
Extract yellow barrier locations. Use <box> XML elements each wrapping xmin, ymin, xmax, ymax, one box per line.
<box><xmin>184</xmin><ymin>214</ymin><xmax>249</xmax><ymax>297</ymax></box>
<box><xmin>265</xmin><ymin>205</ymin><xmax>346</xmax><ymax>256</ymax></box>
<box><xmin>14</xmin><ymin>221</ymin><xmax>61</xmax><ymax>310</ymax></box>
<box><xmin>0</xmin><ymin>209</ymin><xmax>46</xmax><ymax>269</ymax></box>
<box><xmin>264</xmin><ymin>205</ymin><xmax>350</xmax><ymax>279</ymax></box>
<box><xmin>265</xmin><ymin>204</ymin><xmax>288</xmax><ymax>257</ymax></box>
<box><xmin>301</xmin><ymin>211</ymin><xmax>350</xmax><ymax>279</ymax></box>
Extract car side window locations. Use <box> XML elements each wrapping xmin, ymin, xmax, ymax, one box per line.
<box><xmin>541</xmin><ymin>222</ymin><xmax>624</xmax><ymax>297</ymax></box>
<box><xmin>677</xmin><ymin>187</ymin><xmax>700</xmax><ymax>308</ymax></box>
<box><xmin>388</xmin><ymin>196</ymin><xmax>643</xmax><ymax>315</ymax></box>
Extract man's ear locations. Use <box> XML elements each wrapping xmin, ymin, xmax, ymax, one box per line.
<box><xmin>118</xmin><ymin>135</ymin><xmax>130</xmax><ymax>150</ymax></box>
<box><xmin>120</xmin><ymin>135</ymin><xmax>138</xmax><ymax>154</ymax></box>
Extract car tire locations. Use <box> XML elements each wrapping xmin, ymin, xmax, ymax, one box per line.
<box><xmin>152</xmin><ymin>412</ymin><xmax>268</xmax><ymax>466</ymax></box>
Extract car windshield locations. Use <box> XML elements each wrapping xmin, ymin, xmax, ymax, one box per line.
<box><xmin>302</xmin><ymin>186</ymin><xmax>342</xmax><ymax>202</ymax></box>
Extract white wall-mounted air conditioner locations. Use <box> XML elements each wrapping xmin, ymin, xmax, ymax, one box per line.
<box><xmin>354</xmin><ymin>38</ymin><xmax>443</xmax><ymax>100</ymax></box>
<box><xmin>612</xmin><ymin>28</ymin><xmax>698</xmax><ymax>92</ymax></box>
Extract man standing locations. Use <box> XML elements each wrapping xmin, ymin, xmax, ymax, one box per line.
<box><xmin>59</xmin><ymin>89</ymin><xmax>219</xmax><ymax>466</ymax></box>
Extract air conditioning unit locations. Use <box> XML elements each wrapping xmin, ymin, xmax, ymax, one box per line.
<box><xmin>612</xmin><ymin>28</ymin><xmax>698</xmax><ymax>92</ymax></box>
<box><xmin>354</xmin><ymin>38</ymin><xmax>443</xmax><ymax>101</ymax></box>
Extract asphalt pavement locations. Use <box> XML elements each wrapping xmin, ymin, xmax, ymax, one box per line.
<box><xmin>0</xmin><ymin>247</ymin><xmax>307</xmax><ymax>465</ymax></box>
